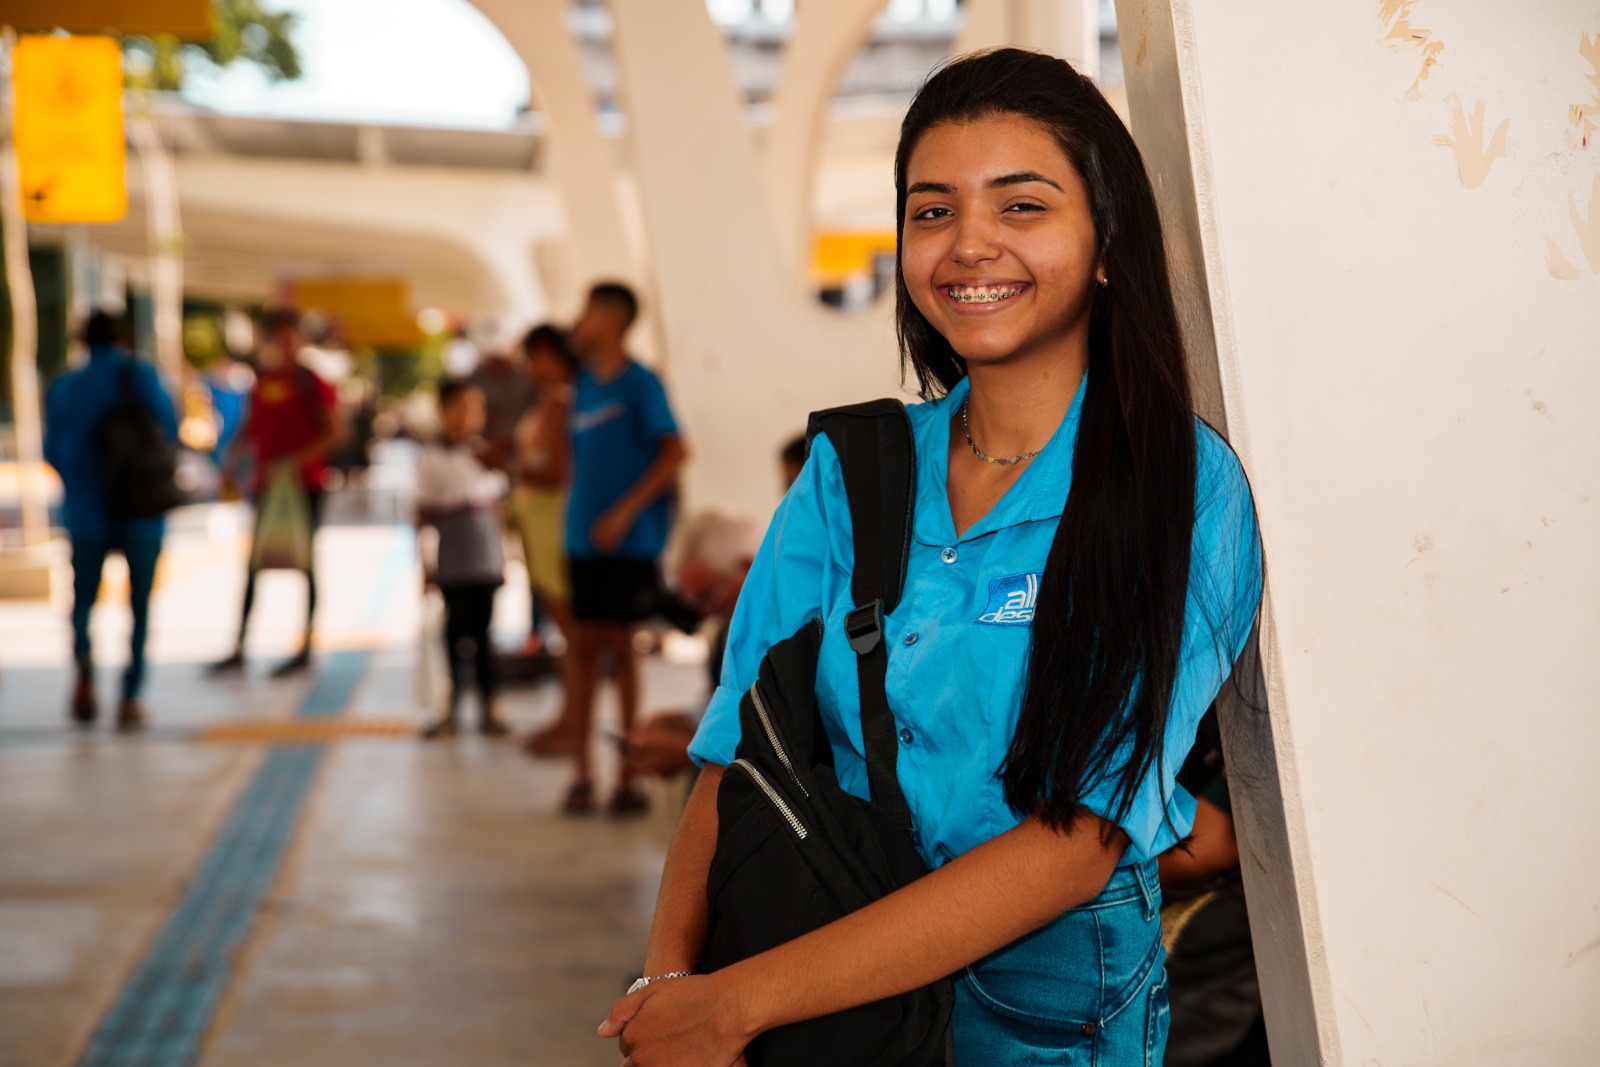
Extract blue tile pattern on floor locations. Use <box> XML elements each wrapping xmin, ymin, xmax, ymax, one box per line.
<box><xmin>76</xmin><ymin>744</ymin><xmax>328</xmax><ymax>1067</ymax></box>
<box><xmin>75</xmin><ymin>531</ymin><xmax>411</xmax><ymax>1067</ymax></box>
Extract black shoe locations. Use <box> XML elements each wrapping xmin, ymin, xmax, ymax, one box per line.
<box><xmin>269</xmin><ymin>651</ymin><xmax>312</xmax><ymax>678</ymax></box>
<box><xmin>70</xmin><ymin>679</ymin><xmax>97</xmax><ymax>727</ymax></box>
<box><xmin>116</xmin><ymin>699</ymin><xmax>147</xmax><ymax>732</ymax></box>
<box><xmin>206</xmin><ymin>652</ymin><xmax>246</xmax><ymax>676</ymax></box>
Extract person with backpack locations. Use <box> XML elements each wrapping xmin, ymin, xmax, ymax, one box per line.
<box><xmin>44</xmin><ymin>310</ymin><xmax>180</xmax><ymax>730</ymax></box>
<box><xmin>209</xmin><ymin>307</ymin><xmax>341</xmax><ymax>678</ymax></box>
<box><xmin>599</xmin><ymin>51</ymin><xmax>1264</xmax><ymax>1066</ymax></box>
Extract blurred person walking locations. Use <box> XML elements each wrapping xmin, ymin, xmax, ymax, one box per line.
<box><xmin>417</xmin><ymin>381</ymin><xmax>510</xmax><ymax>739</ymax></box>
<box><xmin>560</xmin><ymin>282</ymin><xmax>687</xmax><ymax>817</ymax></box>
<box><xmin>44</xmin><ymin>310</ymin><xmax>180</xmax><ymax>730</ymax></box>
<box><xmin>209</xmin><ymin>308</ymin><xmax>341</xmax><ymax>678</ymax></box>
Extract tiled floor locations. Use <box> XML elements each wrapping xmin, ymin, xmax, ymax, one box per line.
<box><xmin>0</xmin><ymin>508</ymin><xmax>703</xmax><ymax>1067</ymax></box>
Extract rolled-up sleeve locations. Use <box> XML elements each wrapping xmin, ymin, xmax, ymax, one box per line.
<box><xmin>1080</xmin><ymin>426</ymin><xmax>1264</xmax><ymax>863</ymax></box>
<box><xmin>688</xmin><ymin>435</ymin><xmax>842</xmax><ymax>767</ymax></box>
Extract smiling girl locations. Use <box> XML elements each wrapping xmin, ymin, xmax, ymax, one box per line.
<box><xmin>600</xmin><ymin>49</ymin><xmax>1263</xmax><ymax>1066</ymax></box>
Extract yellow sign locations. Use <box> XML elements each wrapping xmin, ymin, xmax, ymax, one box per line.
<box><xmin>292</xmin><ymin>278</ymin><xmax>424</xmax><ymax>350</ymax></box>
<box><xmin>2</xmin><ymin>1</ymin><xmax>212</xmax><ymax>39</ymax></box>
<box><xmin>13</xmin><ymin>35</ymin><xmax>127</xmax><ymax>224</ymax></box>
<box><xmin>811</xmin><ymin>231</ymin><xmax>898</xmax><ymax>286</ymax></box>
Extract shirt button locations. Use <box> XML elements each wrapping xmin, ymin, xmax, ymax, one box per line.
<box><xmin>902</xmin><ymin>631</ymin><xmax>919</xmax><ymax>646</ymax></box>
<box><xmin>939</xmin><ymin>547</ymin><xmax>958</xmax><ymax>564</ymax></box>
<box><xmin>898</xmin><ymin>727</ymin><xmax>915</xmax><ymax>745</ymax></box>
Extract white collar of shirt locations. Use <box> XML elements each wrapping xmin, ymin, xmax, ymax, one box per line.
<box><xmin>909</xmin><ymin>372</ymin><xmax>1088</xmax><ymax>547</ymax></box>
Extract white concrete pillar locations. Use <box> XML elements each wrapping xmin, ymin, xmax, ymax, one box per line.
<box><xmin>1117</xmin><ymin>1</ymin><xmax>1600</xmax><ymax>1063</ymax></box>
<box><xmin>761</xmin><ymin>0</ymin><xmax>884</xmax><ymax>271</ymax></box>
<box><xmin>957</xmin><ymin>0</ymin><xmax>1099</xmax><ymax>72</ymax></box>
<box><xmin>471</xmin><ymin>0</ymin><xmax>643</xmax><ymax>325</ymax></box>
<box><xmin>606</xmin><ymin>0</ymin><xmax>902</xmax><ymax>521</ymax></box>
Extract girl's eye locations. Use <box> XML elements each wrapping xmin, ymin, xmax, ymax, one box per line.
<box><xmin>912</xmin><ymin>205</ymin><xmax>952</xmax><ymax>221</ymax></box>
<box><xmin>1006</xmin><ymin>202</ymin><xmax>1045</xmax><ymax>214</ymax></box>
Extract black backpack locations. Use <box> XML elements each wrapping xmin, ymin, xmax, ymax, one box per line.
<box><xmin>98</xmin><ymin>362</ymin><xmax>183</xmax><ymax>521</ymax></box>
<box><xmin>699</xmin><ymin>400</ymin><xmax>953</xmax><ymax>1067</ymax></box>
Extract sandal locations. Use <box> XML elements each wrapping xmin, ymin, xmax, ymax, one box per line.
<box><xmin>562</xmin><ymin>780</ymin><xmax>597</xmax><ymax>816</ymax></box>
<box><xmin>607</xmin><ymin>786</ymin><xmax>650</xmax><ymax>819</ymax></box>
<box><xmin>523</xmin><ymin>724</ymin><xmax>583</xmax><ymax>758</ymax></box>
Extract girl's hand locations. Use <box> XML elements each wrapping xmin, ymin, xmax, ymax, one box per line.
<box><xmin>598</xmin><ymin>974</ymin><xmax>753</xmax><ymax>1067</ymax></box>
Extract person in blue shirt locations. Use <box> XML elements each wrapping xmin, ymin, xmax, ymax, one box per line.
<box><xmin>600</xmin><ymin>50</ymin><xmax>1264</xmax><ymax>1066</ymax></box>
<box><xmin>44</xmin><ymin>310</ymin><xmax>179</xmax><ymax>730</ymax></box>
<box><xmin>554</xmin><ymin>282</ymin><xmax>688</xmax><ymax>817</ymax></box>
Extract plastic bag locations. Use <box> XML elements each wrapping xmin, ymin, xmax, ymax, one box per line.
<box><xmin>251</xmin><ymin>465</ymin><xmax>312</xmax><ymax>571</ymax></box>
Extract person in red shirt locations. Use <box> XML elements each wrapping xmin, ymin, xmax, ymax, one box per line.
<box><xmin>210</xmin><ymin>308</ymin><xmax>342</xmax><ymax>677</ymax></box>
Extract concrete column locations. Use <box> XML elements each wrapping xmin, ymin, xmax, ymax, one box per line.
<box><xmin>956</xmin><ymin>0</ymin><xmax>1098</xmax><ymax>71</ymax></box>
<box><xmin>471</xmin><ymin>0</ymin><xmax>642</xmax><ymax>324</ymax></box>
<box><xmin>1117</xmin><ymin>1</ymin><xmax>1600</xmax><ymax>1063</ymax></box>
<box><xmin>761</xmin><ymin>0</ymin><xmax>884</xmax><ymax>271</ymax></box>
<box><xmin>606</xmin><ymin>0</ymin><xmax>901</xmax><ymax>521</ymax></box>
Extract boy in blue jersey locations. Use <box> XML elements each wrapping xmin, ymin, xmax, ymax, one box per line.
<box><xmin>44</xmin><ymin>310</ymin><xmax>179</xmax><ymax>730</ymax></box>
<box><xmin>558</xmin><ymin>282</ymin><xmax>687</xmax><ymax>816</ymax></box>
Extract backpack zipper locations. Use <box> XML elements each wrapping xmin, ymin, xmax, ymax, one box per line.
<box><xmin>729</xmin><ymin>759</ymin><xmax>808</xmax><ymax>840</ymax></box>
<box><xmin>750</xmin><ymin>682</ymin><xmax>809</xmax><ymax>798</ymax></box>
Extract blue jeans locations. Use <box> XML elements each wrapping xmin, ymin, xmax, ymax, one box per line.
<box><xmin>954</xmin><ymin>860</ymin><xmax>1170</xmax><ymax>1066</ymax></box>
<box><xmin>71</xmin><ymin>535</ymin><xmax>163</xmax><ymax>700</ymax></box>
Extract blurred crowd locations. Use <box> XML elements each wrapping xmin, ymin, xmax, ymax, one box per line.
<box><xmin>41</xmin><ymin>284</ymin><xmax>780</xmax><ymax>821</ymax></box>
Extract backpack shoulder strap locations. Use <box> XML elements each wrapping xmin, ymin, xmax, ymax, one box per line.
<box><xmin>806</xmin><ymin>398</ymin><xmax>917</xmax><ymax>837</ymax></box>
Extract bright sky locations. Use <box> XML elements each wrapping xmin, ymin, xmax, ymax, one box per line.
<box><xmin>179</xmin><ymin>0</ymin><xmax>530</xmax><ymax>128</ymax></box>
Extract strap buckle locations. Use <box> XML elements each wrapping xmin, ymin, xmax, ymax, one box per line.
<box><xmin>845</xmin><ymin>600</ymin><xmax>885</xmax><ymax>655</ymax></box>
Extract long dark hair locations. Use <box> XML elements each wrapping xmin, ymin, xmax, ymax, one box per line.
<box><xmin>895</xmin><ymin>49</ymin><xmax>1197</xmax><ymax>832</ymax></box>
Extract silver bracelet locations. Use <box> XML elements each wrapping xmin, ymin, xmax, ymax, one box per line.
<box><xmin>626</xmin><ymin>971</ymin><xmax>693</xmax><ymax>995</ymax></box>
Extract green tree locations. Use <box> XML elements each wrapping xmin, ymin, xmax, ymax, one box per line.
<box><xmin>124</xmin><ymin>0</ymin><xmax>302</xmax><ymax>92</ymax></box>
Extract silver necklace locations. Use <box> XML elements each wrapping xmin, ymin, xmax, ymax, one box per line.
<box><xmin>962</xmin><ymin>399</ymin><xmax>1045</xmax><ymax>466</ymax></box>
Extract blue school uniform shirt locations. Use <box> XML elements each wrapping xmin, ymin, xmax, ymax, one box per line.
<box><xmin>689</xmin><ymin>375</ymin><xmax>1263</xmax><ymax>869</ymax></box>
<box><xmin>43</xmin><ymin>345</ymin><xmax>179</xmax><ymax>543</ymax></box>
<box><xmin>565</xmin><ymin>360</ymin><xmax>680</xmax><ymax>560</ymax></box>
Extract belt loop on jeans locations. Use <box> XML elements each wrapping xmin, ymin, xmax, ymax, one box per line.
<box><xmin>1135</xmin><ymin>862</ymin><xmax>1158</xmax><ymax>922</ymax></box>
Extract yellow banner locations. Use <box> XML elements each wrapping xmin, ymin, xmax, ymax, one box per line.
<box><xmin>811</xmin><ymin>230</ymin><xmax>897</xmax><ymax>286</ymax></box>
<box><xmin>13</xmin><ymin>35</ymin><xmax>127</xmax><ymax>225</ymax></box>
<box><xmin>2</xmin><ymin>1</ymin><xmax>212</xmax><ymax>39</ymax></box>
<box><xmin>292</xmin><ymin>277</ymin><xmax>424</xmax><ymax>350</ymax></box>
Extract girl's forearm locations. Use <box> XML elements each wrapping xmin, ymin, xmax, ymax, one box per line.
<box><xmin>643</xmin><ymin>764</ymin><xmax>724</xmax><ymax>974</ymax></box>
<box><xmin>722</xmin><ymin>815</ymin><xmax>1126</xmax><ymax>1038</ymax></box>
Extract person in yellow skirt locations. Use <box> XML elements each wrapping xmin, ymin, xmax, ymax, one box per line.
<box><xmin>509</xmin><ymin>325</ymin><xmax>583</xmax><ymax>755</ymax></box>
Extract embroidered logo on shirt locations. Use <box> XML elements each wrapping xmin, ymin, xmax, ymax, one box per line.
<box><xmin>977</xmin><ymin>571</ymin><xmax>1041</xmax><ymax>625</ymax></box>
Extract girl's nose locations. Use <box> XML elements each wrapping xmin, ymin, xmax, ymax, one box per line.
<box><xmin>951</xmin><ymin>214</ymin><xmax>1002</xmax><ymax>266</ymax></box>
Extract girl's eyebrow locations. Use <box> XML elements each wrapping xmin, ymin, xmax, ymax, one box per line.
<box><xmin>990</xmin><ymin>171</ymin><xmax>1063</xmax><ymax>191</ymax></box>
<box><xmin>906</xmin><ymin>173</ymin><xmax>1063</xmax><ymax>196</ymax></box>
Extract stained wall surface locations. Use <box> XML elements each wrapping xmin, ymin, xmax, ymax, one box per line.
<box><xmin>1120</xmin><ymin>2</ymin><xmax>1600</xmax><ymax>1063</ymax></box>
